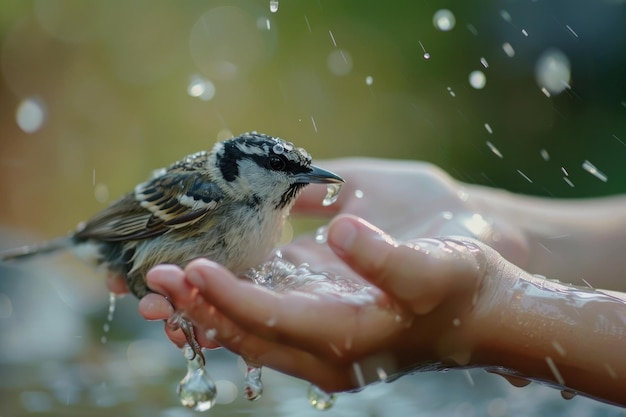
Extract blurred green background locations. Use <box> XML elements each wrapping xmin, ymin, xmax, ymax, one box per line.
<box><xmin>1</xmin><ymin>0</ymin><xmax>625</xmax><ymax>237</ymax></box>
<box><xmin>1</xmin><ymin>1</ymin><xmax>626</xmax><ymax>416</ymax></box>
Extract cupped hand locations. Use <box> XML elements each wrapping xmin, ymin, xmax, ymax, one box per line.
<box><xmin>141</xmin><ymin>214</ymin><xmax>506</xmax><ymax>393</ymax></box>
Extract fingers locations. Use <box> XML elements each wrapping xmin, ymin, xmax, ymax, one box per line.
<box><xmin>326</xmin><ymin>214</ymin><xmax>483</xmax><ymax>315</ymax></box>
<box><xmin>182</xmin><ymin>258</ymin><xmax>398</xmax><ymax>358</ymax></box>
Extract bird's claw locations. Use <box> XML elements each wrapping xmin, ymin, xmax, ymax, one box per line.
<box><xmin>179</xmin><ymin>317</ymin><xmax>206</xmax><ymax>366</ymax></box>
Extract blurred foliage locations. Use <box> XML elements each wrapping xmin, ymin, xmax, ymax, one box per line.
<box><xmin>0</xmin><ymin>0</ymin><xmax>625</xmax><ymax>238</ymax></box>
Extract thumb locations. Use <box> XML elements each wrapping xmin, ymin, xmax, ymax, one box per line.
<box><xmin>326</xmin><ymin>214</ymin><xmax>482</xmax><ymax>315</ymax></box>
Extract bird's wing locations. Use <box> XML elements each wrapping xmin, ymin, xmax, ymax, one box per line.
<box><xmin>75</xmin><ymin>172</ymin><xmax>224</xmax><ymax>242</ymax></box>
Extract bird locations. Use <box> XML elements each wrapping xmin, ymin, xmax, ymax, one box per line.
<box><xmin>0</xmin><ymin>131</ymin><xmax>344</xmax><ymax>362</ymax></box>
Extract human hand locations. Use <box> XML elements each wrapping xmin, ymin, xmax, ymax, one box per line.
<box><xmin>291</xmin><ymin>158</ymin><xmax>530</xmax><ymax>267</ymax></box>
<box><xmin>140</xmin><ymin>214</ymin><xmax>505</xmax><ymax>392</ymax></box>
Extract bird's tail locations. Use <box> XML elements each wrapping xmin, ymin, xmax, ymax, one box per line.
<box><xmin>0</xmin><ymin>236</ymin><xmax>74</xmax><ymax>262</ymax></box>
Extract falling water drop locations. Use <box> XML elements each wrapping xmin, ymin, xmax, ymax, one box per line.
<box><xmin>315</xmin><ymin>225</ymin><xmax>328</xmax><ymax>244</ymax></box>
<box><xmin>423</xmin><ymin>52</ymin><xmax>431</xmax><ymax>60</ymax></box>
<box><xmin>469</xmin><ymin>70</ymin><xmax>486</xmax><ymax>89</ymax></box>
<box><xmin>101</xmin><ymin>292</ymin><xmax>116</xmax><ymax>344</ymax></box>
<box><xmin>307</xmin><ymin>384</ymin><xmax>336</xmax><ymax>410</ymax></box>
<box><xmin>243</xmin><ymin>364</ymin><xmax>263</xmax><ymax>401</ymax></box>
<box><xmin>269</xmin><ymin>0</ymin><xmax>279</xmax><ymax>13</ymax></box>
<box><xmin>432</xmin><ymin>9</ymin><xmax>456</xmax><ymax>31</ymax></box>
<box><xmin>177</xmin><ymin>346</ymin><xmax>217</xmax><ymax>411</ymax></box>
<box><xmin>322</xmin><ymin>183</ymin><xmax>342</xmax><ymax>206</ymax></box>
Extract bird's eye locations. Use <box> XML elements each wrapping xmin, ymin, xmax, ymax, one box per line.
<box><xmin>268</xmin><ymin>155</ymin><xmax>287</xmax><ymax>171</ymax></box>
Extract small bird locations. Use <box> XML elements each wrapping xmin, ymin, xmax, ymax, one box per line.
<box><xmin>1</xmin><ymin>132</ymin><xmax>344</xmax><ymax>361</ymax></box>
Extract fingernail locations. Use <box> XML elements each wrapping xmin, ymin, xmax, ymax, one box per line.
<box><xmin>329</xmin><ymin>218</ymin><xmax>357</xmax><ymax>252</ymax></box>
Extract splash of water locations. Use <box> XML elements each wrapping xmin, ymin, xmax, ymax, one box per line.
<box><xmin>177</xmin><ymin>345</ymin><xmax>217</xmax><ymax>411</ymax></box>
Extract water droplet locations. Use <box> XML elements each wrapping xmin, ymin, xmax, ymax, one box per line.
<box><xmin>187</xmin><ymin>74</ymin><xmax>216</xmax><ymax>101</ymax></box>
<box><xmin>582</xmin><ymin>160</ymin><xmax>607</xmax><ymax>182</ymax></box>
<box><xmin>521</xmin><ymin>28</ymin><xmax>529</xmax><ymax>37</ymax></box>
<box><xmin>551</xmin><ymin>340</ymin><xmax>566</xmax><ymax>356</ymax></box>
<box><xmin>480</xmin><ymin>57</ymin><xmax>489</xmax><ymax>68</ymax></box>
<box><xmin>484</xmin><ymin>123</ymin><xmax>493</xmax><ymax>134</ymax></box>
<box><xmin>243</xmin><ymin>365</ymin><xmax>263</xmax><ymax>401</ymax></box>
<box><xmin>486</xmin><ymin>141</ymin><xmax>503</xmax><ymax>158</ymax></box>
<box><xmin>307</xmin><ymin>384</ymin><xmax>335</xmax><ymax>410</ymax></box>
<box><xmin>517</xmin><ymin>170</ymin><xmax>533</xmax><ymax>183</ymax></box>
<box><xmin>272</xmin><ymin>143</ymin><xmax>285</xmax><ymax>154</ymax></box>
<box><xmin>540</xmin><ymin>148</ymin><xmax>550</xmax><ymax>161</ymax></box>
<box><xmin>269</xmin><ymin>0</ymin><xmax>279</xmax><ymax>13</ymax></box>
<box><xmin>177</xmin><ymin>345</ymin><xmax>217</xmax><ymax>411</ymax></box>
<box><xmin>446</xmin><ymin>86</ymin><xmax>456</xmax><ymax>97</ymax></box>
<box><xmin>535</xmin><ymin>49</ymin><xmax>571</xmax><ymax>96</ymax></box>
<box><xmin>354</xmin><ymin>189</ymin><xmax>364</xmax><ymax>199</ymax></box>
<box><xmin>433</xmin><ymin>9</ymin><xmax>456</xmax><ymax>31</ymax></box>
<box><xmin>441</xmin><ymin>211</ymin><xmax>454</xmax><ymax>220</ymax></box>
<box><xmin>423</xmin><ymin>52</ymin><xmax>431</xmax><ymax>60</ymax></box>
<box><xmin>452</xmin><ymin>318</ymin><xmax>461</xmax><ymax>327</ymax></box>
<box><xmin>322</xmin><ymin>183</ymin><xmax>342</xmax><ymax>206</ymax></box>
<box><xmin>365</xmin><ymin>75</ymin><xmax>373</xmax><ymax>86</ymax></box>
<box><xmin>327</xmin><ymin>49</ymin><xmax>353</xmax><ymax>76</ymax></box>
<box><xmin>500</xmin><ymin>9</ymin><xmax>512</xmax><ymax>22</ymax></box>
<box><xmin>352</xmin><ymin>362</ymin><xmax>366</xmax><ymax>387</ymax></box>
<box><xmin>502</xmin><ymin>42</ymin><xmax>515</xmax><ymax>57</ymax></box>
<box><xmin>561</xmin><ymin>390</ymin><xmax>577</xmax><ymax>400</ymax></box>
<box><xmin>16</xmin><ymin>96</ymin><xmax>46</xmax><ymax>134</ymax></box>
<box><xmin>469</xmin><ymin>70</ymin><xmax>486</xmax><ymax>89</ymax></box>
<box><xmin>565</xmin><ymin>25</ymin><xmax>578</xmax><ymax>38</ymax></box>
<box><xmin>315</xmin><ymin>225</ymin><xmax>328</xmax><ymax>244</ymax></box>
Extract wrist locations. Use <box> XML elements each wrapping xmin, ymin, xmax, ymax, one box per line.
<box><xmin>469</xmin><ymin>269</ymin><xmax>626</xmax><ymax>405</ymax></box>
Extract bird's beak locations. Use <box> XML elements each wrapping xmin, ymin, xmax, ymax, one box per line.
<box><xmin>296</xmin><ymin>165</ymin><xmax>344</xmax><ymax>184</ymax></box>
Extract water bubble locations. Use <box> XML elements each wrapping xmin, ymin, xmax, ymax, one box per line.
<box><xmin>315</xmin><ymin>225</ymin><xmax>328</xmax><ymax>244</ymax></box>
<box><xmin>535</xmin><ymin>49</ymin><xmax>571</xmax><ymax>95</ymax></box>
<box><xmin>582</xmin><ymin>160</ymin><xmax>607</xmax><ymax>182</ymax></box>
<box><xmin>307</xmin><ymin>384</ymin><xmax>336</xmax><ymax>410</ymax></box>
<box><xmin>177</xmin><ymin>346</ymin><xmax>217</xmax><ymax>411</ymax></box>
<box><xmin>243</xmin><ymin>365</ymin><xmax>263</xmax><ymax>401</ymax></box>
<box><xmin>322</xmin><ymin>183</ymin><xmax>342</xmax><ymax>206</ymax></box>
<box><xmin>187</xmin><ymin>75</ymin><xmax>216</xmax><ymax>101</ymax></box>
<box><xmin>365</xmin><ymin>75</ymin><xmax>374</xmax><ymax>86</ymax></box>
<box><xmin>468</xmin><ymin>70</ymin><xmax>486</xmax><ymax>89</ymax></box>
<box><xmin>327</xmin><ymin>49</ymin><xmax>353</xmax><ymax>76</ymax></box>
<box><xmin>269</xmin><ymin>0</ymin><xmax>279</xmax><ymax>13</ymax></box>
<box><xmin>433</xmin><ymin>9</ymin><xmax>456</xmax><ymax>31</ymax></box>
<box><xmin>502</xmin><ymin>42</ymin><xmax>515</xmax><ymax>58</ymax></box>
<box><xmin>16</xmin><ymin>96</ymin><xmax>46</xmax><ymax>134</ymax></box>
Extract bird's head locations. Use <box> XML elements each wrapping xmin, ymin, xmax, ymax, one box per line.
<box><xmin>209</xmin><ymin>132</ymin><xmax>344</xmax><ymax>209</ymax></box>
